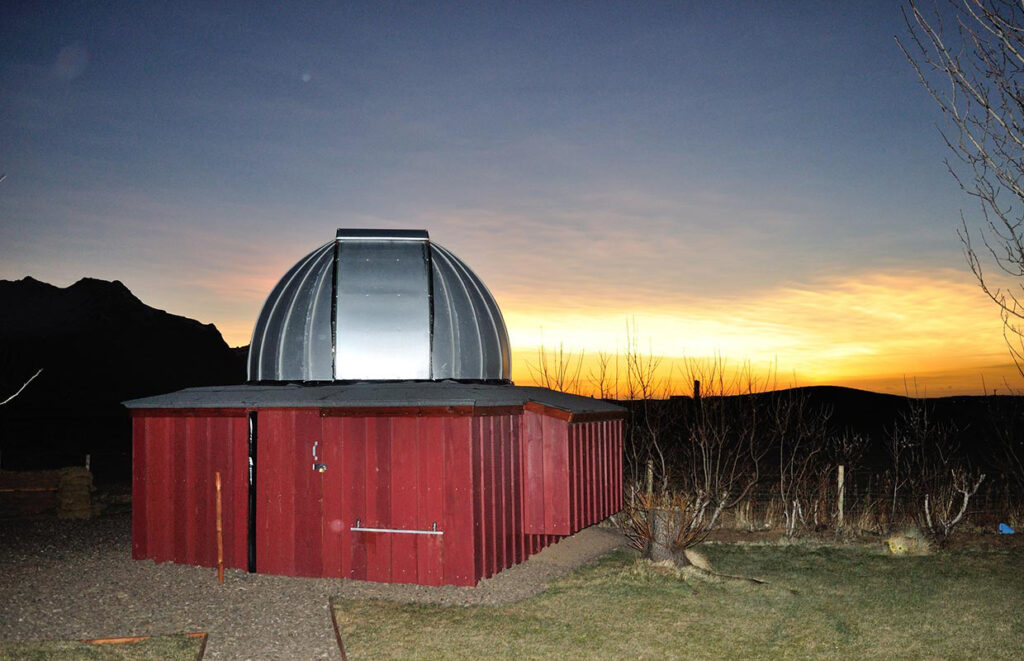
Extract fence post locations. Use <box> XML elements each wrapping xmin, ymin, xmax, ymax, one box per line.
<box><xmin>837</xmin><ymin>465</ymin><xmax>845</xmax><ymax>530</ymax></box>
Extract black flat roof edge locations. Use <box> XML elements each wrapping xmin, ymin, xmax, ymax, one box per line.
<box><xmin>123</xmin><ymin>382</ymin><xmax>626</xmax><ymax>417</ymax></box>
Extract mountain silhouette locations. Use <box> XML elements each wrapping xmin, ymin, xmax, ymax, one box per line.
<box><xmin>0</xmin><ymin>276</ymin><xmax>245</xmax><ymax>479</ymax></box>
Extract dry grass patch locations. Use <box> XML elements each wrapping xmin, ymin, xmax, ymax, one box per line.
<box><xmin>335</xmin><ymin>543</ymin><xmax>1024</xmax><ymax>660</ymax></box>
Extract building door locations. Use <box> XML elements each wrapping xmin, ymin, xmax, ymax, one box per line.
<box><xmin>255</xmin><ymin>408</ymin><xmax>324</xmax><ymax>577</ymax></box>
<box><xmin>320</xmin><ymin>415</ymin><xmax>445</xmax><ymax>585</ymax></box>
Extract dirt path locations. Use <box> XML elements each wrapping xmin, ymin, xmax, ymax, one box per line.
<box><xmin>0</xmin><ymin>514</ymin><xmax>626</xmax><ymax>659</ymax></box>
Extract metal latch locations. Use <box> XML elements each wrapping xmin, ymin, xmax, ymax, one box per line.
<box><xmin>312</xmin><ymin>441</ymin><xmax>327</xmax><ymax>473</ymax></box>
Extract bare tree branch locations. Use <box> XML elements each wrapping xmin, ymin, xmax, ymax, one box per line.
<box><xmin>0</xmin><ymin>368</ymin><xmax>42</xmax><ymax>407</ymax></box>
<box><xmin>900</xmin><ymin>1</ymin><xmax>1024</xmax><ymax>372</ymax></box>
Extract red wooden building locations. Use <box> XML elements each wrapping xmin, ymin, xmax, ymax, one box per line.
<box><xmin>125</xmin><ymin>230</ymin><xmax>625</xmax><ymax>586</ymax></box>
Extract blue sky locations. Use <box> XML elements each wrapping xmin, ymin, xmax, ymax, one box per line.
<box><xmin>0</xmin><ymin>1</ymin><xmax>1008</xmax><ymax>394</ymax></box>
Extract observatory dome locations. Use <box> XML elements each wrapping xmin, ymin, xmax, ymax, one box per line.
<box><xmin>248</xmin><ymin>229</ymin><xmax>511</xmax><ymax>383</ymax></box>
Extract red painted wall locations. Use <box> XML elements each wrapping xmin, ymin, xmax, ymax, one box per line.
<box><xmin>131</xmin><ymin>411</ymin><xmax>248</xmax><ymax>570</ymax></box>
<box><xmin>318</xmin><ymin>413</ymin><xmax>455</xmax><ymax>585</ymax></box>
<box><xmin>567</xmin><ymin>419</ymin><xmax>623</xmax><ymax>531</ymax></box>
<box><xmin>132</xmin><ymin>406</ymin><xmax>623</xmax><ymax>586</ymax></box>
<box><xmin>523</xmin><ymin>413</ymin><xmax>623</xmax><ymax>536</ymax></box>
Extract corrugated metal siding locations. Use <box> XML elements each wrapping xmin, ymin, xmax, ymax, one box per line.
<box><xmin>131</xmin><ymin>411</ymin><xmax>248</xmax><ymax>570</ymax></box>
<box><xmin>567</xmin><ymin>419</ymin><xmax>623</xmax><ymax>530</ymax></box>
<box><xmin>522</xmin><ymin>413</ymin><xmax>623</xmax><ymax>536</ymax></box>
<box><xmin>522</xmin><ymin>409</ymin><xmax>570</xmax><ymax>535</ymax></box>
<box><xmin>471</xmin><ymin>413</ymin><xmax>525</xmax><ymax>581</ymax></box>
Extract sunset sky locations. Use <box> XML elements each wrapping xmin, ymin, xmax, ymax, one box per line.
<box><xmin>1</xmin><ymin>1</ymin><xmax>1017</xmax><ymax>396</ymax></box>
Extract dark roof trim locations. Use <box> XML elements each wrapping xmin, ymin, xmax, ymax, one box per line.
<box><xmin>128</xmin><ymin>408</ymin><xmax>249</xmax><ymax>418</ymax></box>
<box><xmin>130</xmin><ymin>402</ymin><xmax>626</xmax><ymax>423</ymax></box>
<box><xmin>123</xmin><ymin>382</ymin><xmax>627</xmax><ymax>419</ymax></box>
<box><xmin>317</xmin><ymin>405</ymin><xmax>524</xmax><ymax>418</ymax></box>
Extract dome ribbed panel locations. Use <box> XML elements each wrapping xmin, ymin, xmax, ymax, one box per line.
<box><xmin>247</xmin><ymin>230</ymin><xmax>511</xmax><ymax>383</ymax></box>
<box><xmin>248</xmin><ymin>241</ymin><xmax>335</xmax><ymax>381</ymax></box>
<box><xmin>430</xmin><ymin>243</ymin><xmax>511</xmax><ymax>381</ymax></box>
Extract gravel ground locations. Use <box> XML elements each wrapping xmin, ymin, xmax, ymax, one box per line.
<box><xmin>0</xmin><ymin>513</ymin><xmax>627</xmax><ymax>659</ymax></box>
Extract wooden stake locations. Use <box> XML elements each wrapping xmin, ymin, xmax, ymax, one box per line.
<box><xmin>215</xmin><ymin>471</ymin><xmax>224</xmax><ymax>584</ymax></box>
<box><xmin>84</xmin><ymin>632</ymin><xmax>207</xmax><ymax>645</ymax></box>
<box><xmin>837</xmin><ymin>465</ymin><xmax>845</xmax><ymax>530</ymax></box>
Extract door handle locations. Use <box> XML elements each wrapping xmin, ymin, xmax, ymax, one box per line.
<box><xmin>312</xmin><ymin>441</ymin><xmax>327</xmax><ymax>472</ymax></box>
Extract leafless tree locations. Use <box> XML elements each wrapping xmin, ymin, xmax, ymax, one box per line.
<box><xmin>923</xmin><ymin>468</ymin><xmax>986</xmax><ymax>542</ymax></box>
<box><xmin>0</xmin><ymin>367</ymin><xmax>42</xmax><ymax>470</ymax></box>
<box><xmin>886</xmin><ymin>422</ymin><xmax>916</xmax><ymax>530</ymax></box>
<box><xmin>900</xmin><ymin>0</ymin><xmax>1024</xmax><ymax>374</ymax></box>
<box><xmin>679</xmin><ymin>357</ymin><xmax>772</xmax><ymax>531</ymax></box>
<box><xmin>623</xmin><ymin>320</ymin><xmax>662</xmax><ymax>402</ymax></box>
<box><xmin>897</xmin><ymin>388</ymin><xmax>985</xmax><ymax>543</ymax></box>
<box><xmin>621</xmin><ymin>320</ymin><xmax>670</xmax><ymax>496</ymax></box>
<box><xmin>587</xmin><ymin>351</ymin><xmax>618</xmax><ymax>400</ymax></box>
<box><xmin>0</xmin><ymin>368</ymin><xmax>42</xmax><ymax>407</ymax></box>
<box><xmin>774</xmin><ymin>391</ymin><xmax>831</xmax><ymax>537</ymax></box>
<box><xmin>526</xmin><ymin>342</ymin><xmax>584</xmax><ymax>394</ymax></box>
<box><xmin>625</xmin><ymin>356</ymin><xmax>772</xmax><ymax>566</ymax></box>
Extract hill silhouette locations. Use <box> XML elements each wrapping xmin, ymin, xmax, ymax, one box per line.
<box><xmin>0</xmin><ymin>276</ymin><xmax>245</xmax><ymax>479</ymax></box>
<box><xmin>649</xmin><ymin>383</ymin><xmax>1020</xmax><ymax>473</ymax></box>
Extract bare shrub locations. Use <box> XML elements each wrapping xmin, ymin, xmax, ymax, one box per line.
<box><xmin>0</xmin><ymin>368</ymin><xmax>42</xmax><ymax>407</ymax></box>
<box><xmin>623</xmin><ymin>490</ymin><xmax>725</xmax><ymax>564</ymax></box>
<box><xmin>773</xmin><ymin>390</ymin><xmax>831</xmax><ymax>537</ymax></box>
<box><xmin>922</xmin><ymin>469</ymin><xmax>986</xmax><ymax>543</ymax></box>
<box><xmin>895</xmin><ymin>391</ymin><xmax>986</xmax><ymax>544</ymax></box>
<box><xmin>624</xmin><ymin>356</ymin><xmax>772</xmax><ymax>566</ymax></box>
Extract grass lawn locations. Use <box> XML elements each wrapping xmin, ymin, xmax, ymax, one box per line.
<box><xmin>0</xmin><ymin>633</ymin><xmax>206</xmax><ymax>661</ymax></box>
<box><xmin>334</xmin><ymin>541</ymin><xmax>1024</xmax><ymax>660</ymax></box>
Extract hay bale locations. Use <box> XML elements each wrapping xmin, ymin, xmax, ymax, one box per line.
<box><xmin>886</xmin><ymin>528</ymin><xmax>932</xmax><ymax>556</ymax></box>
<box><xmin>57</xmin><ymin>467</ymin><xmax>93</xmax><ymax>520</ymax></box>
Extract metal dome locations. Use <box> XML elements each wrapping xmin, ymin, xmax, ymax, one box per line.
<box><xmin>248</xmin><ymin>229</ymin><xmax>511</xmax><ymax>383</ymax></box>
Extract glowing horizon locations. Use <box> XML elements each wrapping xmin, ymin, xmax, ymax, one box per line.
<box><xmin>197</xmin><ymin>264</ymin><xmax>1016</xmax><ymax>398</ymax></box>
<box><xmin>499</xmin><ymin>267</ymin><xmax>1015</xmax><ymax>397</ymax></box>
<box><xmin>506</xmin><ymin>267</ymin><xmax>1018</xmax><ymax>397</ymax></box>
